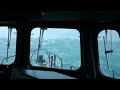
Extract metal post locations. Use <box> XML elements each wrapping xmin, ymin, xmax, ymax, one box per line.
<box><xmin>54</xmin><ymin>55</ymin><xmax>56</xmax><ymax>68</ymax></box>
<box><xmin>61</xmin><ymin>59</ymin><xmax>62</xmax><ymax>69</ymax></box>
<box><xmin>51</xmin><ymin>59</ymin><xmax>52</xmax><ymax>68</ymax></box>
<box><xmin>48</xmin><ymin>52</ymin><xmax>50</xmax><ymax>67</ymax></box>
<box><xmin>113</xmin><ymin>70</ymin><xmax>114</xmax><ymax>78</ymax></box>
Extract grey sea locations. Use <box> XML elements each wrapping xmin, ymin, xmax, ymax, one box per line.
<box><xmin>0</xmin><ymin>38</ymin><xmax>120</xmax><ymax>79</ymax></box>
<box><xmin>0</xmin><ymin>38</ymin><xmax>81</xmax><ymax>69</ymax></box>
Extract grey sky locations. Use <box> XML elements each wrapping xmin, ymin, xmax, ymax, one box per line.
<box><xmin>31</xmin><ymin>28</ymin><xmax>80</xmax><ymax>39</ymax></box>
<box><xmin>0</xmin><ymin>27</ymin><xmax>119</xmax><ymax>41</ymax></box>
<box><xmin>0</xmin><ymin>27</ymin><xmax>16</xmax><ymax>38</ymax></box>
<box><xmin>98</xmin><ymin>30</ymin><xmax>120</xmax><ymax>41</ymax></box>
<box><xmin>0</xmin><ymin>27</ymin><xmax>80</xmax><ymax>39</ymax></box>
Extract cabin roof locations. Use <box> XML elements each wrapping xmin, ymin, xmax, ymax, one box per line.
<box><xmin>0</xmin><ymin>11</ymin><xmax>120</xmax><ymax>22</ymax></box>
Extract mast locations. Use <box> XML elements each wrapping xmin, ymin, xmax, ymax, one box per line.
<box><xmin>103</xmin><ymin>30</ymin><xmax>113</xmax><ymax>69</ymax></box>
<box><xmin>36</xmin><ymin>28</ymin><xmax>46</xmax><ymax>63</ymax></box>
<box><xmin>6</xmin><ymin>27</ymin><xmax>12</xmax><ymax>62</ymax></box>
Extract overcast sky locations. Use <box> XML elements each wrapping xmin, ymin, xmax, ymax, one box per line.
<box><xmin>0</xmin><ymin>27</ymin><xmax>16</xmax><ymax>38</ymax></box>
<box><xmin>98</xmin><ymin>30</ymin><xmax>120</xmax><ymax>41</ymax></box>
<box><xmin>0</xmin><ymin>27</ymin><xmax>80</xmax><ymax>39</ymax></box>
<box><xmin>0</xmin><ymin>27</ymin><xmax>119</xmax><ymax>41</ymax></box>
<box><xmin>31</xmin><ymin>28</ymin><xmax>80</xmax><ymax>39</ymax></box>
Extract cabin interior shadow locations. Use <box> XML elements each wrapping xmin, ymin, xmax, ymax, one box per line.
<box><xmin>0</xmin><ymin>11</ymin><xmax>120</xmax><ymax>79</ymax></box>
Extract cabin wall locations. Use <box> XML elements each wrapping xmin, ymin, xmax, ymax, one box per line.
<box><xmin>0</xmin><ymin>11</ymin><xmax>120</xmax><ymax>79</ymax></box>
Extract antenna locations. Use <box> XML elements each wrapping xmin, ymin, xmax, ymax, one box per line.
<box><xmin>103</xmin><ymin>30</ymin><xmax>113</xmax><ymax>69</ymax></box>
<box><xmin>103</xmin><ymin>35</ymin><xmax>109</xmax><ymax>68</ymax></box>
<box><xmin>110</xmin><ymin>30</ymin><xmax>113</xmax><ymax>55</ymax></box>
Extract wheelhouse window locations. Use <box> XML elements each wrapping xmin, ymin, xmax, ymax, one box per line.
<box><xmin>30</xmin><ymin>28</ymin><xmax>80</xmax><ymax>70</ymax></box>
<box><xmin>0</xmin><ymin>27</ymin><xmax>17</xmax><ymax>65</ymax></box>
<box><xmin>98</xmin><ymin>29</ymin><xmax>120</xmax><ymax>79</ymax></box>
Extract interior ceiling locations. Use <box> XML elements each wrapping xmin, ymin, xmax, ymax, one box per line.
<box><xmin>0</xmin><ymin>11</ymin><xmax>120</xmax><ymax>22</ymax></box>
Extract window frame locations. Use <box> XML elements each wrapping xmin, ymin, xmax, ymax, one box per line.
<box><xmin>29</xmin><ymin>27</ymin><xmax>81</xmax><ymax>71</ymax></box>
<box><xmin>97</xmin><ymin>28</ymin><xmax>120</xmax><ymax>79</ymax></box>
<box><xmin>0</xmin><ymin>26</ymin><xmax>17</xmax><ymax>65</ymax></box>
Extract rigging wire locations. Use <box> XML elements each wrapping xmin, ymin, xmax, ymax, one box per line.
<box><xmin>103</xmin><ymin>30</ymin><xmax>113</xmax><ymax>69</ymax></box>
<box><xmin>36</xmin><ymin>28</ymin><xmax>45</xmax><ymax>63</ymax></box>
<box><xmin>110</xmin><ymin>30</ymin><xmax>113</xmax><ymax>55</ymax></box>
<box><xmin>6</xmin><ymin>27</ymin><xmax>12</xmax><ymax>62</ymax></box>
<box><xmin>104</xmin><ymin>30</ymin><xmax>109</xmax><ymax>68</ymax></box>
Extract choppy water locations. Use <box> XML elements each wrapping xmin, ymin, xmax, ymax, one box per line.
<box><xmin>30</xmin><ymin>38</ymin><xmax>81</xmax><ymax>70</ymax></box>
<box><xmin>1</xmin><ymin>38</ymin><xmax>120</xmax><ymax>79</ymax></box>
<box><xmin>0</xmin><ymin>38</ymin><xmax>16</xmax><ymax>64</ymax></box>
<box><xmin>98</xmin><ymin>40</ymin><xmax>120</xmax><ymax>79</ymax></box>
<box><xmin>0</xmin><ymin>38</ymin><xmax>81</xmax><ymax>70</ymax></box>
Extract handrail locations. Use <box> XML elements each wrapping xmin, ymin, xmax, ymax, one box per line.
<box><xmin>100</xmin><ymin>65</ymin><xmax>120</xmax><ymax>78</ymax></box>
<box><xmin>1</xmin><ymin>49</ymin><xmax>63</xmax><ymax>69</ymax></box>
<box><xmin>1</xmin><ymin>55</ymin><xmax>15</xmax><ymax>64</ymax></box>
<box><xmin>30</xmin><ymin>48</ymin><xmax>63</xmax><ymax>69</ymax></box>
<box><xmin>30</xmin><ymin>49</ymin><xmax>38</xmax><ymax>61</ymax></box>
<box><xmin>30</xmin><ymin>49</ymin><xmax>62</xmax><ymax>61</ymax></box>
<box><xmin>70</xmin><ymin>66</ymin><xmax>78</xmax><ymax>70</ymax></box>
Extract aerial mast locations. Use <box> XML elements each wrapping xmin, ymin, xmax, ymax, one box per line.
<box><xmin>103</xmin><ymin>30</ymin><xmax>113</xmax><ymax>69</ymax></box>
